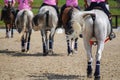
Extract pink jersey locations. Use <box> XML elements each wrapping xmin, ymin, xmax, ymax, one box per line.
<box><xmin>17</xmin><ymin>0</ymin><xmax>33</xmax><ymax>10</ymax></box>
<box><xmin>66</xmin><ymin>0</ymin><xmax>78</xmax><ymax>7</ymax></box>
<box><xmin>4</xmin><ymin>0</ymin><xmax>16</xmax><ymax>6</ymax></box>
<box><xmin>44</xmin><ymin>0</ymin><xmax>56</xmax><ymax>5</ymax></box>
<box><xmin>91</xmin><ymin>0</ymin><xmax>105</xmax><ymax>2</ymax></box>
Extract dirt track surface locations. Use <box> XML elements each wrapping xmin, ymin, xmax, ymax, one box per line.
<box><xmin>0</xmin><ymin>29</ymin><xmax>120</xmax><ymax>80</ymax></box>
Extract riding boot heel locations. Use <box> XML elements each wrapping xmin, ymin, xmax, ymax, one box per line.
<box><xmin>109</xmin><ymin>16</ymin><xmax>116</xmax><ymax>40</ymax></box>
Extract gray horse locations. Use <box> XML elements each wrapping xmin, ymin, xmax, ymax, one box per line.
<box><xmin>15</xmin><ymin>9</ymin><xmax>34</xmax><ymax>53</ymax></box>
<box><xmin>74</xmin><ymin>9</ymin><xmax>115</xmax><ymax>79</ymax></box>
<box><xmin>32</xmin><ymin>6</ymin><xmax>58</xmax><ymax>56</ymax></box>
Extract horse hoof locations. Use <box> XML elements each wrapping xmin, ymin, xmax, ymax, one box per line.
<box><xmin>87</xmin><ymin>69</ymin><xmax>92</xmax><ymax>78</ymax></box>
<box><xmin>43</xmin><ymin>53</ymin><xmax>48</xmax><ymax>56</ymax></box>
<box><xmin>87</xmin><ymin>74</ymin><xmax>92</xmax><ymax>78</ymax></box>
<box><xmin>21</xmin><ymin>49</ymin><xmax>25</xmax><ymax>52</ymax></box>
<box><xmin>11</xmin><ymin>36</ymin><xmax>13</xmax><ymax>38</ymax></box>
<box><xmin>26</xmin><ymin>50</ymin><xmax>29</xmax><ymax>53</ymax></box>
<box><xmin>49</xmin><ymin>49</ymin><xmax>54</xmax><ymax>54</ymax></box>
<box><xmin>94</xmin><ymin>75</ymin><xmax>100</xmax><ymax>80</ymax></box>
<box><xmin>68</xmin><ymin>53</ymin><xmax>73</xmax><ymax>56</ymax></box>
<box><xmin>109</xmin><ymin>32</ymin><xmax>116</xmax><ymax>40</ymax></box>
<box><xmin>5</xmin><ymin>36</ymin><xmax>9</xmax><ymax>38</ymax></box>
<box><xmin>79</xmin><ymin>34</ymin><xmax>83</xmax><ymax>38</ymax></box>
<box><xmin>74</xmin><ymin>50</ymin><xmax>78</xmax><ymax>54</ymax></box>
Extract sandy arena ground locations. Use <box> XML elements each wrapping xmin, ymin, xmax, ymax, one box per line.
<box><xmin>0</xmin><ymin>29</ymin><xmax>120</xmax><ymax>80</ymax></box>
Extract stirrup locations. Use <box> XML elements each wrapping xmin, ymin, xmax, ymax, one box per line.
<box><xmin>109</xmin><ymin>32</ymin><xmax>116</xmax><ymax>40</ymax></box>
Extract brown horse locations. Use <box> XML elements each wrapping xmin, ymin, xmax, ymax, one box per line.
<box><xmin>1</xmin><ymin>1</ymin><xmax>15</xmax><ymax>38</ymax></box>
<box><xmin>62</xmin><ymin>7</ymin><xmax>82</xmax><ymax>55</ymax></box>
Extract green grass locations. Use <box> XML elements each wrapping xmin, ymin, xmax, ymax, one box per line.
<box><xmin>0</xmin><ymin>0</ymin><xmax>120</xmax><ymax>27</ymax></box>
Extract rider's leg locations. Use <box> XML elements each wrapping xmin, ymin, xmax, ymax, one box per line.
<box><xmin>85</xmin><ymin>2</ymin><xmax>97</xmax><ymax>11</ymax></box>
<box><xmin>75</xmin><ymin>6</ymin><xmax>81</xmax><ymax>10</ymax></box>
<box><xmin>58</xmin><ymin>4</ymin><xmax>66</xmax><ymax>28</ymax></box>
<box><xmin>39</xmin><ymin>3</ymin><xmax>47</xmax><ymax>9</ymax></box>
<box><xmin>98</xmin><ymin>2</ymin><xmax>110</xmax><ymax>17</ymax></box>
<box><xmin>11</xmin><ymin>7</ymin><xmax>16</xmax><ymax>17</ymax></box>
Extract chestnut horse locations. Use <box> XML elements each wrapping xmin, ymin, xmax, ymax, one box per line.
<box><xmin>62</xmin><ymin>7</ymin><xmax>82</xmax><ymax>55</ymax></box>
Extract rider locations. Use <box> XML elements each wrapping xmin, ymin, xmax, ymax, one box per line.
<box><xmin>84</xmin><ymin>0</ymin><xmax>115</xmax><ymax>40</ymax></box>
<box><xmin>58</xmin><ymin>0</ymin><xmax>80</xmax><ymax>28</ymax></box>
<box><xmin>84</xmin><ymin>0</ymin><xmax>109</xmax><ymax>10</ymax></box>
<box><xmin>1</xmin><ymin>0</ymin><xmax>16</xmax><ymax>20</ymax></box>
<box><xmin>84</xmin><ymin>0</ymin><xmax>110</xmax><ymax>18</ymax></box>
<box><xmin>16</xmin><ymin>0</ymin><xmax>33</xmax><ymax>15</ymax></box>
<box><xmin>39</xmin><ymin>0</ymin><xmax>59</xmax><ymax>18</ymax></box>
<box><xmin>17</xmin><ymin>0</ymin><xmax>33</xmax><ymax>10</ymax></box>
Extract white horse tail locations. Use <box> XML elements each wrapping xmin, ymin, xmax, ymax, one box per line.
<box><xmin>19</xmin><ymin>10</ymin><xmax>28</xmax><ymax>40</ymax></box>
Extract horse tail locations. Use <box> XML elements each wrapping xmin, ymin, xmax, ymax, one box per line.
<box><xmin>45</xmin><ymin>10</ymin><xmax>49</xmax><ymax>27</ymax></box>
<box><xmin>68</xmin><ymin>7</ymin><xmax>73</xmax><ymax>20</ymax></box>
<box><xmin>67</xmin><ymin>7</ymin><xmax>73</xmax><ymax>28</ymax></box>
<box><xmin>91</xmin><ymin>14</ymin><xmax>96</xmax><ymax>37</ymax></box>
<box><xmin>19</xmin><ymin>10</ymin><xmax>28</xmax><ymax>39</ymax></box>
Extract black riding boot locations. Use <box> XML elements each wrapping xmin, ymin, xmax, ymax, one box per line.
<box><xmin>109</xmin><ymin>17</ymin><xmax>116</xmax><ymax>40</ymax></box>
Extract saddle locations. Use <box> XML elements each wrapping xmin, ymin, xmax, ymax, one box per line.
<box><xmin>93</xmin><ymin>6</ymin><xmax>103</xmax><ymax>10</ymax></box>
<box><xmin>93</xmin><ymin>6</ymin><xmax>111</xmax><ymax>19</ymax></box>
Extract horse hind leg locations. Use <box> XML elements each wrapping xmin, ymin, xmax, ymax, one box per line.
<box><xmin>67</xmin><ymin>40</ymin><xmax>72</xmax><ymax>55</ymax></box>
<box><xmin>49</xmin><ymin>31</ymin><xmax>55</xmax><ymax>54</ymax></box>
<box><xmin>87</xmin><ymin>62</ymin><xmax>93</xmax><ymax>78</ymax></box>
<box><xmin>26</xmin><ymin>31</ymin><xmax>32</xmax><ymax>53</ymax></box>
<box><xmin>11</xmin><ymin>24</ymin><xmax>14</xmax><ymax>38</ymax></box>
<box><xmin>94</xmin><ymin>61</ymin><xmax>100</xmax><ymax>80</ymax></box>
<box><xmin>21</xmin><ymin>36</ymin><xmax>25</xmax><ymax>52</ymax></box>
<box><xmin>74</xmin><ymin>38</ymin><xmax>78</xmax><ymax>54</ymax></box>
<box><xmin>68</xmin><ymin>38</ymin><xmax>78</xmax><ymax>55</ymax></box>
<box><xmin>5</xmin><ymin>24</ymin><xmax>9</xmax><ymax>38</ymax></box>
<box><xmin>43</xmin><ymin>39</ymin><xmax>49</xmax><ymax>56</ymax></box>
<box><xmin>49</xmin><ymin>39</ymin><xmax>54</xmax><ymax>54</ymax></box>
<box><xmin>83</xmin><ymin>40</ymin><xmax>93</xmax><ymax>78</ymax></box>
<box><xmin>41</xmin><ymin>31</ymin><xmax>48</xmax><ymax>56</ymax></box>
<box><xmin>94</xmin><ymin>41</ymin><xmax>104</xmax><ymax>80</ymax></box>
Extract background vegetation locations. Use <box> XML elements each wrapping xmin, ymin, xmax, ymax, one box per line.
<box><xmin>0</xmin><ymin>0</ymin><xmax>120</xmax><ymax>27</ymax></box>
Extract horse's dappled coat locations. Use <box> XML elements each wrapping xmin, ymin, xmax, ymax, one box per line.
<box><xmin>32</xmin><ymin>6</ymin><xmax>58</xmax><ymax>56</ymax></box>
<box><xmin>15</xmin><ymin>9</ymin><xmax>34</xmax><ymax>53</ymax></box>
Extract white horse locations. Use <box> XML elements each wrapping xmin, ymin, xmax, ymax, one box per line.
<box><xmin>32</xmin><ymin>6</ymin><xmax>58</xmax><ymax>56</ymax></box>
<box><xmin>15</xmin><ymin>9</ymin><xmax>34</xmax><ymax>53</ymax></box>
<box><xmin>62</xmin><ymin>7</ymin><xmax>82</xmax><ymax>55</ymax></box>
<box><xmin>74</xmin><ymin>9</ymin><xmax>115</xmax><ymax>79</ymax></box>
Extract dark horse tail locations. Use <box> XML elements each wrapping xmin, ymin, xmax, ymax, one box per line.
<box><xmin>45</xmin><ymin>10</ymin><xmax>49</xmax><ymax>27</ymax></box>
